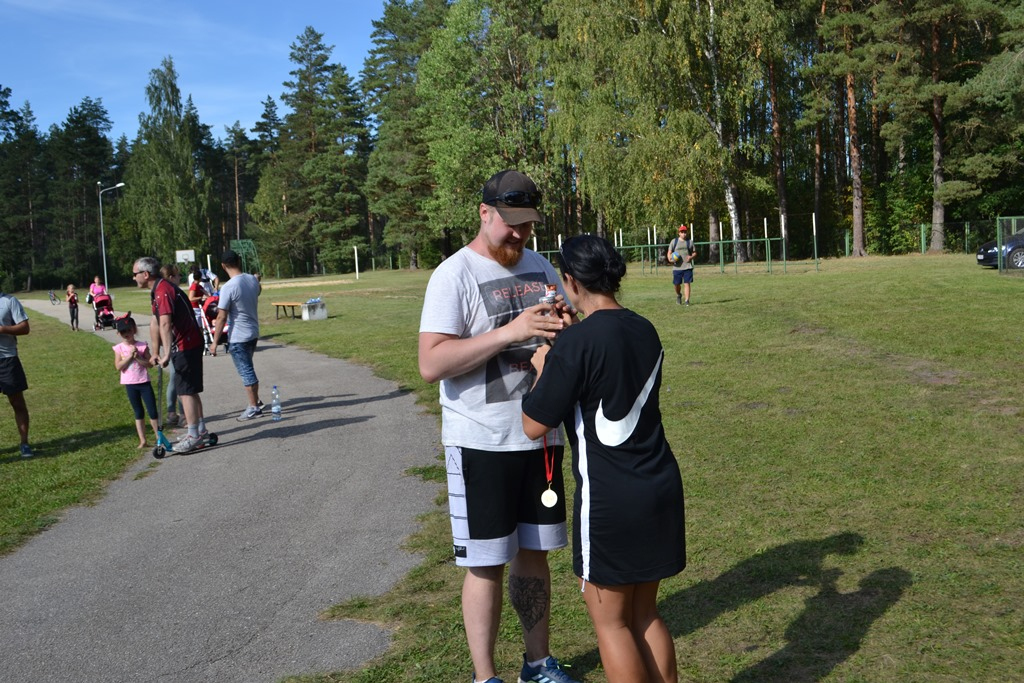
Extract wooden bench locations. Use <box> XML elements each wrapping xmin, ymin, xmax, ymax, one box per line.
<box><xmin>272</xmin><ymin>302</ymin><xmax>303</xmax><ymax>319</ymax></box>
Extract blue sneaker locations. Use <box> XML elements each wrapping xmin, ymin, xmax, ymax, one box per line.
<box><xmin>19</xmin><ymin>443</ymin><xmax>34</xmax><ymax>458</ymax></box>
<box><xmin>518</xmin><ymin>655</ymin><xmax>580</xmax><ymax>683</ymax></box>
<box><xmin>474</xmin><ymin>678</ymin><xmax>504</xmax><ymax>683</ymax></box>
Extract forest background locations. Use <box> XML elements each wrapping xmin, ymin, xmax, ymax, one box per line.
<box><xmin>1</xmin><ymin>0</ymin><xmax>1022</xmax><ymax>291</ymax></box>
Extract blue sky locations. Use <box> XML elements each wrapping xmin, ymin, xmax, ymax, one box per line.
<box><xmin>0</xmin><ymin>0</ymin><xmax>386</xmax><ymax>142</ymax></box>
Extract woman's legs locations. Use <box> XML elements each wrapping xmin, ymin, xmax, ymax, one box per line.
<box><xmin>582</xmin><ymin>580</ymin><xmax>676</xmax><ymax>683</ymax></box>
<box><xmin>632</xmin><ymin>581</ymin><xmax>677</xmax><ymax>683</ymax></box>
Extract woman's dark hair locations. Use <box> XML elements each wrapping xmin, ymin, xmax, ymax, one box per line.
<box><xmin>557</xmin><ymin>234</ymin><xmax>627</xmax><ymax>294</ymax></box>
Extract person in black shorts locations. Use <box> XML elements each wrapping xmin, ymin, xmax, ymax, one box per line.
<box><xmin>419</xmin><ymin>170</ymin><xmax>580</xmax><ymax>683</ymax></box>
<box><xmin>523</xmin><ymin>234</ymin><xmax>685</xmax><ymax>683</ymax></box>
<box><xmin>0</xmin><ymin>290</ymin><xmax>33</xmax><ymax>457</ymax></box>
<box><xmin>134</xmin><ymin>256</ymin><xmax>208</xmax><ymax>453</ymax></box>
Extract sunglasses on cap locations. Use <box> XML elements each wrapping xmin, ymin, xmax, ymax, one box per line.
<box><xmin>483</xmin><ymin>190</ymin><xmax>541</xmax><ymax>208</ymax></box>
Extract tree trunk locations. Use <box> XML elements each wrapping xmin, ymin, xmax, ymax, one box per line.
<box><xmin>708</xmin><ymin>209</ymin><xmax>720</xmax><ymax>262</ymax></box>
<box><xmin>834</xmin><ymin>78</ymin><xmax>847</xmax><ymax>194</ymax></box>
<box><xmin>815</xmin><ymin>120</ymin><xmax>823</xmax><ymax>249</ymax></box>
<box><xmin>723</xmin><ymin>173</ymin><xmax>746</xmax><ymax>262</ymax></box>
<box><xmin>845</xmin><ymin>64</ymin><xmax>865</xmax><ymax>256</ymax></box>
<box><xmin>768</xmin><ymin>60</ymin><xmax>789</xmax><ymax>252</ymax></box>
<box><xmin>929</xmin><ymin>21</ymin><xmax>945</xmax><ymax>252</ymax></box>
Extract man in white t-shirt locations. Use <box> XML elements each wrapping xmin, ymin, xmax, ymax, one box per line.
<box><xmin>418</xmin><ymin>170</ymin><xmax>580</xmax><ymax>683</ymax></box>
<box><xmin>209</xmin><ymin>250</ymin><xmax>263</xmax><ymax>421</ymax></box>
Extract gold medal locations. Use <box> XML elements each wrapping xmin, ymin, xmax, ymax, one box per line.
<box><xmin>541</xmin><ymin>486</ymin><xmax>558</xmax><ymax>508</ymax></box>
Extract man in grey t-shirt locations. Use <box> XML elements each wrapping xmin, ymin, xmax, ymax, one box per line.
<box><xmin>418</xmin><ymin>170</ymin><xmax>580</xmax><ymax>683</ymax></box>
<box><xmin>667</xmin><ymin>223</ymin><xmax>695</xmax><ymax>305</ymax></box>
<box><xmin>0</xmin><ymin>292</ymin><xmax>33</xmax><ymax>456</ymax></box>
<box><xmin>210</xmin><ymin>250</ymin><xmax>264</xmax><ymax>421</ymax></box>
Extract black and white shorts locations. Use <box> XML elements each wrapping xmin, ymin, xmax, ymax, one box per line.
<box><xmin>446</xmin><ymin>445</ymin><xmax>568</xmax><ymax>567</ymax></box>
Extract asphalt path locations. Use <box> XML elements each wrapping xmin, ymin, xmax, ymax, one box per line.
<box><xmin>0</xmin><ymin>298</ymin><xmax>442</xmax><ymax>682</ymax></box>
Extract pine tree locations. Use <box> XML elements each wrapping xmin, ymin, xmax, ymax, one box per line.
<box><xmin>250</xmin><ymin>27</ymin><xmax>370</xmax><ymax>276</ymax></box>
<box><xmin>362</xmin><ymin>0</ymin><xmax>450</xmax><ymax>268</ymax></box>
<box><xmin>417</xmin><ymin>0</ymin><xmax>553</xmax><ymax>244</ymax></box>
<box><xmin>0</xmin><ymin>97</ymin><xmax>45</xmax><ymax>289</ymax></box>
<box><xmin>122</xmin><ymin>57</ymin><xmax>213</xmax><ymax>265</ymax></box>
<box><xmin>46</xmin><ymin>97</ymin><xmax>115</xmax><ymax>283</ymax></box>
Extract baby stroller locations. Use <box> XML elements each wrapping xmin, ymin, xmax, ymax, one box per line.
<box><xmin>92</xmin><ymin>293</ymin><xmax>116</xmax><ymax>331</ymax></box>
<box><xmin>200</xmin><ymin>294</ymin><xmax>229</xmax><ymax>355</ymax></box>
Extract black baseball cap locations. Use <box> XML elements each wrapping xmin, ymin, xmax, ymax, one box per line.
<box><xmin>482</xmin><ymin>170</ymin><xmax>544</xmax><ymax>225</ymax></box>
<box><xmin>221</xmin><ymin>249</ymin><xmax>240</xmax><ymax>267</ymax></box>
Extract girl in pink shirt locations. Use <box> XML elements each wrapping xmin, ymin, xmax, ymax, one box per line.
<box><xmin>113</xmin><ymin>316</ymin><xmax>159</xmax><ymax>448</ymax></box>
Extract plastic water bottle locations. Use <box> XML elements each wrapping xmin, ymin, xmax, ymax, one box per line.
<box><xmin>270</xmin><ymin>386</ymin><xmax>282</xmax><ymax>421</ymax></box>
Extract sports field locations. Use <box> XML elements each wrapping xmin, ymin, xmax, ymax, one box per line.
<box><xmin>3</xmin><ymin>253</ymin><xmax>1021</xmax><ymax>682</ymax></box>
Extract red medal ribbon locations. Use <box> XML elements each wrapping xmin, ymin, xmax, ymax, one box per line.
<box><xmin>543</xmin><ymin>434</ymin><xmax>554</xmax><ymax>485</ymax></box>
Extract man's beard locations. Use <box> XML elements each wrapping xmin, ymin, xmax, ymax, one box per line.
<box><xmin>490</xmin><ymin>243</ymin><xmax>524</xmax><ymax>267</ymax></box>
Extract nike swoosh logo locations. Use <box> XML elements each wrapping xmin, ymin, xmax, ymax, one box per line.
<box><xmin>594</xmin><ymin>350</ymin><xmax>663</xmax><ymax>447</ymax></box>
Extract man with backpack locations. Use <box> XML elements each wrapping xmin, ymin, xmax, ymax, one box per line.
<box><xmin>667</xmin><ymin>224</ymin><xmax>696</xmax><ymax>305</ymax></box>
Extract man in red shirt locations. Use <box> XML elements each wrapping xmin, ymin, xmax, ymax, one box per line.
<box><xmin>133</xmin><ymin>256</ymin><xmax>208</xmax><ymax>452</ymax></box>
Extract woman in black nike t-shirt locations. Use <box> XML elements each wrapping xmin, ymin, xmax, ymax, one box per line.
<box><xmin>522</xmin><ymin>234</ymin><xmax>685</xmax><ymax>683</ymax></box>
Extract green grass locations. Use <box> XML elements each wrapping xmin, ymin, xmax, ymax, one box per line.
<box><xmin>7</xmin><ymin>255</ymin><xmax>1023</xmax><ymax>681</ymax></box>
<box><xmin>0</xmin><ymin>313</ymin><xmax>156</xmax><ymax>553</ymax></box>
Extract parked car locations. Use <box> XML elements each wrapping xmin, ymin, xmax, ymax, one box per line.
<box><xmin>976</xmin><ymin>232</ymin><xmax>1024</xmax><ymax>268</ymax></box>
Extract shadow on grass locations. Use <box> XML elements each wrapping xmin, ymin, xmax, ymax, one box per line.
<box><xmin>571</xmin><ymin>533</ymin><xmax>912</xmax><ymax>682</ymax></box>
<box><xmin>0</xmin><ymin>425</ymin><xmax>131</xmax><ymax>465</ymax></box>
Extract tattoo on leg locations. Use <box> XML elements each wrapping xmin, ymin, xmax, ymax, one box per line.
<box><xmin>508</xmin><ymin>574</ymin><xmax>548</xmax><ymax>632</ymax></box>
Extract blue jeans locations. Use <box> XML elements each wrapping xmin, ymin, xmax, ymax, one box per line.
<box><xmin>229</xmin><ymin>339</ymin><xmax>259</xmax><ymax>387</ymax></box>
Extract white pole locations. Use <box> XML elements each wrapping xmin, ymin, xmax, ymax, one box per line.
<box><xmin>813</xmin><ymin>213</ymin><xmax>817</xmax><ymax>237</ymax></box>
<box><xmin>533</xmin><ymin>235</ymin><xmax>537</xmax><ymax>251</ymax></box>
<box><xmin>619</xmin><ymin>229</ymin><xmax>623</xmax><ymax>246</ymax></box>
<box><xmin>557</xmin><ymin>234</ymin><xmax>563</xmax><ymax>249</ymax></box>
<box><xmin>354</xmin><ymin>246</ymin><xmax>360</xmax><ymax>280</ymax></box>
<box><xmin>764</xmin><ymin>216</ymin><xmax>768</xmax><ymax>239</ymax></box>
<box><xmin>647</xmin><ymin>227</ymin><xmax>651</xmax><ymax>245</ymax></box>
<box><xmin>97</xmin><ymin>187</ymin><xmax>108</xmax><ymax>290</ymax></box>
<box><xmin>654</xmin><ymin>226</ymin><xmax>658</xmax><ymax>245</ymax></box>
<box><xmin>97</xmin><ymin>182</ymin><xmax>125</xmax><ymax>291</ymax></box>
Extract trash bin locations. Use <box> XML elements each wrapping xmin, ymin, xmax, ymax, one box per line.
<box><xmin>301</xmin><ymin>301</ymin><xmax>327</xmax><ymax>320</ymax></box>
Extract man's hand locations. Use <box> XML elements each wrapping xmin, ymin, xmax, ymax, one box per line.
<box><xmin>419</xmin><ymin>303</ymin><xmax>566</xmax><ymax>383</ymax></box>
<box><xmin>509</xmin><ymin>302</ymin><xmax>566</xmax><ymax>342</ymax></box>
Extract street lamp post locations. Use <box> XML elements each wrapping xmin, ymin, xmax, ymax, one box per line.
<box><xmin>97</xmin><ymin>182</ymin><xmax>125</xmax><ymax>290</ymax></box>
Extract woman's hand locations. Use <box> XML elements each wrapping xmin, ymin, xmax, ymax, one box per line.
<box><xmin>530</xmin><ymin>344</ymin><xmax>551</xmax><ymax>377</ymax></box>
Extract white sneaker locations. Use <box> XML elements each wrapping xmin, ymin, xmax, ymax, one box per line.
<box><xmin>176</xmin><ymin>433</ymin><xmax>202</xmax><ymax>453</ymax></box>
<box><xmin>236</xmin><ymin>405</ymin><xmax>264</xmax><ymax>421</ymax></box>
